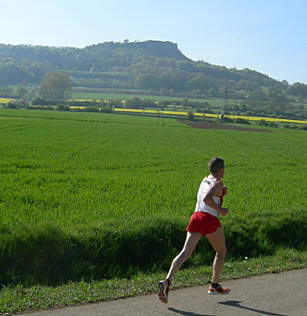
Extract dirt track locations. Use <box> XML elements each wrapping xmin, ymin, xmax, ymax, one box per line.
<box><xmin>179</xmin><ymin>120</ymin><xmax>271</xmax><ymax>132</ymax></box>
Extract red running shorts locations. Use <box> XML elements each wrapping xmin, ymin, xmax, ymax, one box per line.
<box><xmin>186</xmin><ymin>211</ymin><xmax>221</xmax><ymax>236</ymax></box>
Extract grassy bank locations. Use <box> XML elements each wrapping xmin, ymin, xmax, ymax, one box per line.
<box><xmin>0</xmin><ymin>210</ymin><xmax>306</xmax><ymax>287</ymax></box>
<box><xmin>0</xmin><ymin>248</ymin><xmax>306</xmax><ymax>314</ymax></box>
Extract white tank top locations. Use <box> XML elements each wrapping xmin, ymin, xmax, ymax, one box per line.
<box><xmin>194</xmin><ymin>175</ymin><xmax>221</xmax><ymax>217</ymax></box>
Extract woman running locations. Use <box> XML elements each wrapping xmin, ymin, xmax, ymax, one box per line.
<box><xmin>158</xmin><ymin>157</ymin><xmax>230</xmax><ymax>303</ymax></box>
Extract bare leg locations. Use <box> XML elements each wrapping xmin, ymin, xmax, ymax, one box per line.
<box><xmin>206</xmin><ymin>227</ymin><xmax>227</xmax><ymax>283</ymax></box>
<box><xmin>166</xmin><ymin>232</ymin><xmax>201</xmax><ymax>281</ymax></box>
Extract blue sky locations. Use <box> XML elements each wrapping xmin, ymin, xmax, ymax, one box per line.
<box><xmin>0</xmin><ymin>0</ymin><xmax>306</xmax><ymax>83</ymax></box>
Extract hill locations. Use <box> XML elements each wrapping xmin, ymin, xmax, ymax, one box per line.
<box><xmin>0</xmin><ymin>40</ymin><xmax>307</xmax><ymax>101</ymax></box>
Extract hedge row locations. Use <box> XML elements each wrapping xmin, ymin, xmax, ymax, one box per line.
<box><xmin>0</xmin><ymin>208</ymin><xmax>306</xmax><ymax>286</ymax></box>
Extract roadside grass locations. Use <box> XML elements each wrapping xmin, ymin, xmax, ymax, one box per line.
<box><xmin>0</xmin><ymin>248</ymin><xmax>306</xmax><ymax>315</ymax></box>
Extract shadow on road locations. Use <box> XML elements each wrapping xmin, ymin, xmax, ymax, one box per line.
<box><xmin>168</xmin><ymin>307</ymin><xmax>215</xmax><ymax>316</ymax></box>
<box><xmin>218</xmin><ymin>300</ymin><xmax>288</xmax><ymax>316</ymax></box>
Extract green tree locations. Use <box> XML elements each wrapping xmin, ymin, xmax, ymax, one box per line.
<box><xmin>39</xmin><ymin>72</ymin><xmax>72</xmax><ymax>101</ymax></box>
<box><xmin>267</xmin><ymin>94</ymin><xmax>289</xmax><ymax>114</ymax></box>
<box><xmin>16</xmin><ymin>85</ymin><xmax>27</xmax><ymax>98</ymax></box>
<box><xmin>187</xmin><ymin>109</ymin><xmax>195</xmax><ymax>120</ymax></box>
<box><xmin>289</xmin><ymin>82</ymin><xmax>307</xmax><ymax>98</ymax></box>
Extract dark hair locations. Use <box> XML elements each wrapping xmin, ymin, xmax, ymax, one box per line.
<box><xmin>208</xmin><ymin>157</ymin><xmax>224</xmax><ymax>173</ymax></box>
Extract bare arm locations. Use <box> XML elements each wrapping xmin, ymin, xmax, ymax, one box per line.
<box><xmin>203</xmin><ymin>182</ymin><xmax>228</xmax><ymax>216</ymax></box>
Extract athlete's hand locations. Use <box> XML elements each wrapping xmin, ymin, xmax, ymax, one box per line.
<box><xmin>219</xmin><ymin>208</ymin><xmax>228</xmax><ymax>216</ymax></box>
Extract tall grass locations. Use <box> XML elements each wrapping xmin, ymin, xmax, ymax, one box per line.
<box><xmin>0</xmin><ymin>210</ymin><xmax>305</xmax><ymax>286</ymax></box>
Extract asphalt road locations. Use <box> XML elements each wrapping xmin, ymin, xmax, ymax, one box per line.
<box><xmin>24</xmin><ymin>268</ymin><xmax>306</xmax><ymax>316</ymax></box>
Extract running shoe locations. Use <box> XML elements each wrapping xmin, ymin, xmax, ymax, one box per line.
<box><xmin>208</xmin><ymin>283</ymin><xmax>231</xmax><ymax>295</ymax></box>
<box><xmin>158</xmin><ymin>280</ymin><xmax>170</xmax><ymax>303</ymax></box>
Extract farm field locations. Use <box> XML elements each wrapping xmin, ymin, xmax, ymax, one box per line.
<box><xmin>0</xmin><ymin>97</ymin><xmax>14</xmax><ymax>103</ymax></box>
<box><xmin>26</xmin><ymin>104</ymin><xmax>307</xmax><ymax>125</ymax></box>
<box><xmin>1</xmin><ymin>108</ymin><xmax>306</xmax><ymax>227</ymax></box>
<box><xmin>71</xmin><ymin>91</ymin><xmax>235</xmax><ymax>107</ymax></box>
<box><xmin>0</xmin><ymin>108</ymin><xmax>306</xmax><ymax>285</ymax></box>
<box><xmin>112</xmin><ymin>108</ymin><xmax>307</xmax><ymax>124</ymax></box>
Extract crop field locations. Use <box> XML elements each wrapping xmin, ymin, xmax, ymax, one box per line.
<box><xmin>1</xmin><ymin>108</ymin><xmax>306</xmax><ymax>226</ymax></box>
<box><xmin>0</xmin><ymin>108</ymin><xmax>306</xmax><ymax>285</ymax></box>
<box><xmin>71</xmin><ymin>91</ymin><xmax>233</xmax><ymax>107</ymax></box>
<box><xmin>113</xmin><ymin>108</ymin><xmax>307</xmax><ymax>124</ymax></box>
<box><xmin>0</xmin><ymin>98</ymin><xmax>14</xmax><ymax>103</ymax></box>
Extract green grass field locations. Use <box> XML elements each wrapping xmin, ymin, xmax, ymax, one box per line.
<box><xmin>71</xmin><ymin>91</ymin><xmax>234</xmax><ymax>107</ymax></box>
<box><xmin>1</xmin><ymin>108</ymin><xmax>306</xmax><ymax>226</ymax></box>
<box><xmin>0</xmin><ymin>108</ymin><xmax>306</xmax><ymax>286</ymax></box>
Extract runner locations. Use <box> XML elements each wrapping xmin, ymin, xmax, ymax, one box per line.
<box><xmin>158</xmin><ymin>157</ymin><xmax>230</xmax><ymax>303</ymax></box>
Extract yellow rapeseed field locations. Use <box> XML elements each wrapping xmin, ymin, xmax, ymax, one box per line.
<box><xmin>7</xmin><ymin>103</ymin><xmax>305</xmax><ymax>125</ymax></box>
<box><xmin>0</xmin><ymin>98</ymin><xmax>14</xmax><ymax>103</ymax></box>
<box><xmin>113</xmin><ymin>108</ymin><xmax>307</xmax><ymax>125</ymax></box>
<box><xmin>69</xmin><ymin>106</ymin><xmax>86</xmax><ymax>110</ymax></box>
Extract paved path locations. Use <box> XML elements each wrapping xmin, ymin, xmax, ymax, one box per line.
<box><xmin>25</xmin><ymin>268</ymin><xmax>306</xmax><ymax>316</ymax></box>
